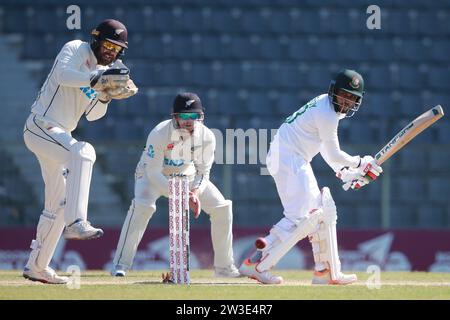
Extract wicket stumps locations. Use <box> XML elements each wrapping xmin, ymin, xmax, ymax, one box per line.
<box><xmin>168</xmin><ymin>174</ymin><xmax>190</xmax><ymax>284</ymax></box>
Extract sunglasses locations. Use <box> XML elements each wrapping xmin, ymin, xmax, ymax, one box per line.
<box><xmin>177</xmin><ymin>113</ymin><xmax>202</xmax><ymax>120</ymax></box>
<box><xmin>102</xmin><ymin>41</ymin><xmax>122</xmax><ymax>53</ymax></box>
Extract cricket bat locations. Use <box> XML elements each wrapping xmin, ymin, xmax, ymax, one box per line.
<box><xmin>348</xmin><ymin>105</ymin><xmax>444</xmax><ymax>190</ymax></box>
<box><xmin>374</xmin><ymin>105</ymin><xmax>444</xmax><ymax>165</ymax></box>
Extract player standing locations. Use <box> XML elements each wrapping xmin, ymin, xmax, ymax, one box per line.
<box><xmin>22</xmin><ymin>19</ymin><xmax>137</xmax><ymax>284</ymax></box>
<box><xmin>239</xmin><ymin>69</ymin><xmax>382</xmax><ymax>284</ymax></box>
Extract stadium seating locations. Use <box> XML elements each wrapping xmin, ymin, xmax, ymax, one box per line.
<box><xmin>0</xmin><ymin>1</ymin><xmax>449</xmax><ymax>228</ymax></box>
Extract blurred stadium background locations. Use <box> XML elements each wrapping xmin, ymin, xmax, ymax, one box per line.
<box><xmin>0</xmin><ymin>0</ymin><xmax>449</xmax><ymax>272</ymax></box>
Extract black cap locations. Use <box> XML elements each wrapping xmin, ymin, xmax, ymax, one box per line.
<box><xmin>172</xmin><ymin>92</ymin><xmax>204</xmax><ymax>114</ymax></box>
<box><xmin>91</xmin><ymin>19</ymin><xmax>128</xmax><ymax>48</ymax></box>
<box><xmin>332</xmin><ymin>69</ymin><xmax>364</xmax><ymax>98</ymax></box>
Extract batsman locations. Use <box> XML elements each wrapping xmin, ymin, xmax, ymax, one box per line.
<box><xmin>22</xmin><ymin>19</ymin><xmax>138</xmax><ymax>284</ymax></box>
<box><xmin>111</xmin><ymin>92</ymin><xmax>240</xmax><ymax>278</ymax></box>
<box><xmin>239</xmin><ymin>69</ymin><xmax>383</xmax><ymax>284</ymax></box>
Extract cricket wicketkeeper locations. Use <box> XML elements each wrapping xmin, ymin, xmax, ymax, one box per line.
<box><xmin>22</xmin><ymin>19</ymin><xmax>138</xmax><ymax>284</ymax></box>
<box><xmin>111</xmin><ymin>92</ymin><xmax>240</xmax><ymax>278</ymax></box>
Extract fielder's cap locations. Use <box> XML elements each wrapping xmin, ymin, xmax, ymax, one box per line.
<box><xmin>172</xmin><ymin>92</ymin><xmax>204</xmax><ymax>113</ymax></box>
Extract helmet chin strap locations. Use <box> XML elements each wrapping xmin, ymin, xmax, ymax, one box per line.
<box><xmin>344</xmin><ymin>108</ymin><xmax>358</xmax><ymax>118</ymax></box>
<box><xmin>337</xmin><ymin>112</ymin><xmax>347</xmax><ymax>120</ymax></box>
<box><xmin>335</xmin><ymin>103</ymin><xmax>359</xmax><ymax>118</ymax></box>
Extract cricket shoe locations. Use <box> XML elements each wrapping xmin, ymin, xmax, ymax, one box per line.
<box><xmin>64</xmin><ymin>219</ymin><xmax>104</xmax><ymax>240</ymax></box>
<box><xmin>23</xmin><ymin>267</ymin><xmax>68</xmax><ymax>284</ymax></box>
<box><xmin>111</xmin><ymin>265</ymin><xmax>127</xmax><ymax>277</ymax></box>
<box><xmin>214</xmin><ymin>264</ymin><xmax>242</xmax><ymax>278</ymax></box>
<box><xmin>239</xmin><ymin>259</ymin><xmax>283</xmax><ymax>284</ymax></box>
<box><xmin>312</xmin><ymin>268</ymin><xmax>357</xmax><ymax>285</ymax></box>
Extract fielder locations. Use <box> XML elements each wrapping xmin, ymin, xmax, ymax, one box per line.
<box><xmin>22</xmin><ymin>19</ymin><xmax>138</xmax><ymax>284</ymax></box>
<box><xmin>111</xmin><ymin>92</ymin><xmax>240</xmax><ymax>278</ymax></box>
<box><xmin>239</xmin><ymin>69</ymin><xmax>383</xmax><ymax>284</ymax></box>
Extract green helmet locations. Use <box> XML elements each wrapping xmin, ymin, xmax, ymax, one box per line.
<box><xmin>328</xmin><ymin>69</ymin><xmax>365</xmax><ymax>117</ymax></box>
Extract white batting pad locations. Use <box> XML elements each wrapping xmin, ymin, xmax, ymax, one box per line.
<box><xmin>25</xmin><ymin>209</ymin><xmax>65</xmax><ymax>271</ymax></box>
<box><xmin>256</xmin><ymin>208</ymin><xmax>324</xmax><ymax>272</ymax></box>
<box><xmin>64</xmin><ymin>142</ymin><xmax>96</xmax><ymax>225</ymax></box>
<box><xmin>308</xmin><ymin>187</ymin><xmax>341</xmax><ymax>280</ymax></box>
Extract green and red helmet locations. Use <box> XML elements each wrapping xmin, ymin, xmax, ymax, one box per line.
<box><xmin>328</xmin><ymin>69</ymin><xmax>365</xmax><ymax>117</ymax></box>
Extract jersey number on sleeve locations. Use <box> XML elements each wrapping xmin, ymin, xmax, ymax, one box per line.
<box><xmin>285</xmin><ymin>98</ymin><xmax>317</xmax><ymax>124</ymax></box>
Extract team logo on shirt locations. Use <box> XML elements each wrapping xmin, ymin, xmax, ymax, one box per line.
<box><xmin>147</xmin><ymin>145</ymin><xmax>155</xmax><ymax>158</ymax></box>
<box><xmin>80</xmin><ymin>87</ymin><xmax>97</xmax><ymax>100</ymax></box>
<box><xmin>350</xmin><ymin>77</ymin><xmax>360</xmax><ymax>89</ymax></box>
<box><xmin>164</xmin><ymin>157</ymin><xmax>184</xmax><ymax>167</ymax></box>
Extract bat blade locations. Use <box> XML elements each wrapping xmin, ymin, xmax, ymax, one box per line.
<box><xmin>375</xmin><ymin>105</ymin><xmax>444</xmax><ymax>165</ymax></box>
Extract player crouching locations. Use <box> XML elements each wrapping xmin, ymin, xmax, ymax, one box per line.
<box><xmin>111</xmin><ymin>92</ymin><xmax>240</xmax><ymax>278</ymax></box>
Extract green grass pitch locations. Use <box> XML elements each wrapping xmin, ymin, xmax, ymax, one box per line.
<box><xmin>1</xmin><ymin>270</ymin><xmax>450</xmax><ymax>300</ymax></box>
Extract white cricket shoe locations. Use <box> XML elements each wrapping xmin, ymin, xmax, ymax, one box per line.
<box><xmin>239</xmin><ymin>259</ymin><xmax>283</xmax><ymax>284</ymax></box>
<box><xmin>312</xmin><ymin>268</ymin><xmax>357</xmax><ymax>285</ymax></box>
<box><xmin>214</xmin><ymin>264</ymin><xmax>242</xmax><ymax>278</ymax></box>
<box><xmin>23</xmin><ymin>267</ymin><xmax>68</xmax><ymax>284</ymax></box>
<box><xmin>111</xmin><ymin>265</ymin><xmax>127</xmax><ymax>277</ymax></box>
<box><xmin>64</xmin><ymin>219</ymin><xmax>104</xmax><ymax>240</ymax></box>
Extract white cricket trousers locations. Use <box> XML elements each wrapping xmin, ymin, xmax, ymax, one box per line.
<box><xmin>23</xmin><ymin>113</ymin><xmax>96</xmax><ymax>225</ymax></box>
<box><xmin>24</xmin><ymin>114</ymin><xmax>77</xmax><ymax>221</ymax></box>
<box><xmin>113</xmin><ymin>161</ymin><xmax>235</xmax><ymax>270</ymax></box>
<box><xmin>265</xmin><ymin>135</ymin><xmax>322</xmax><ymax>240</ymax></box>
